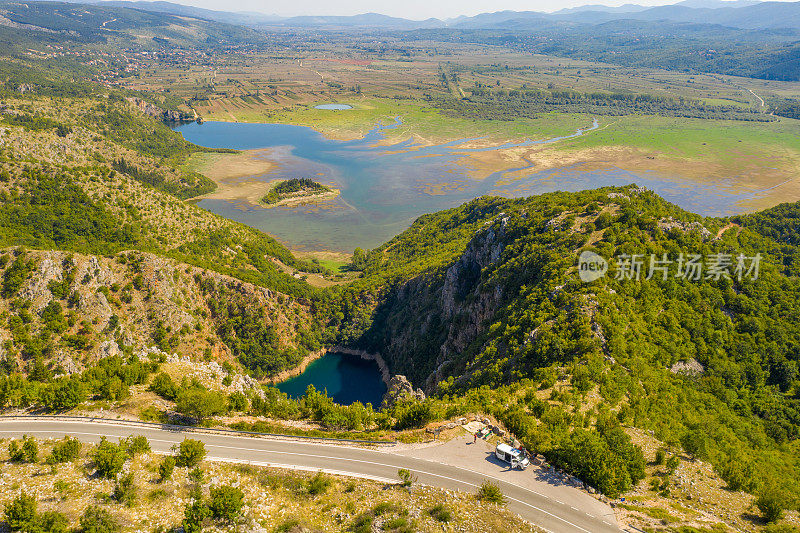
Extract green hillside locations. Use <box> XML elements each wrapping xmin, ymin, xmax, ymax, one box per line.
<box><xmin>0</xmin><ymin>0</ymin><xmax>263</xmax><ymax>51</ymax></box>
<box><xmin>346</xmin><ymin>189</ymin><xmax>800</xmax><ymax>501</ymax></box>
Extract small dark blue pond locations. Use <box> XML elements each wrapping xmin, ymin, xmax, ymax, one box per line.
<box><xmin>276</xmin><ymin>352</ymin><xmax>386</xmax><ymax>407</ymax></box>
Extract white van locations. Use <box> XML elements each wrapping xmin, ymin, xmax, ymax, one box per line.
<box><xmin>495</xmin><ymin>443</ymin><xmax>530</xmax><ymax>470</ymax></box>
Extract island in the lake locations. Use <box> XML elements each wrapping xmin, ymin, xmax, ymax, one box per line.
<box><xmin>261</xmin><ymin>178</ymin><xmax>340</xmax><ymax>207</ymax></box>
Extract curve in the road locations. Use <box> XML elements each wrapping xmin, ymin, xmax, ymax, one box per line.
<box><xmin>0</xmin><ymin>419</ymin><xmax>620</xmax><ymax>533</ymax></box>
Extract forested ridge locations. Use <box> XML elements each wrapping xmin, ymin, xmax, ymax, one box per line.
<box><xmin>341</xmin><ymin>189</ymin><xmax>800</xmax><ymax>506</ymax></box>
<box><xmin>434</xmin><ymin>87</ymin><xmax>772</xmax><ymax>121</ymax></box>
<box><xmin>403</xmin><ymin>24</ymin><xmax>800</xmax><ymax>81</ymax></box>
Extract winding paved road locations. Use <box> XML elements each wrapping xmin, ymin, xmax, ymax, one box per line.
<box><xmin>0</xmin><ymin>419</ymin><xmax>621</xmax><ymax>533</ymax></box>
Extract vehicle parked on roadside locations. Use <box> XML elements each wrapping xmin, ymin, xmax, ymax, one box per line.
<box><xmin>495</xmin><ymin>443</ymin><xmax>530</xmax><ymax>470</ymax></box>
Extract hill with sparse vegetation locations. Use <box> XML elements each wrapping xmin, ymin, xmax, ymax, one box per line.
<box><xmin>0</xmin><ymin>5</ymin><xmax>799</xmax><ymax>531</ymax></box>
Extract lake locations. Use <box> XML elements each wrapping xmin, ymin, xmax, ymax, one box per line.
<box><xmin>314</xmin><ymin>104</ymin><xmax>353</xmax><ymax>110</ymax></box>
<box><xmin>174</xmin><ymin>119</ymin><xmax>764</xmax><ymax>252</ymax></box>
<box><xmin>276</xmin><ymin>352</ymin><xmax>387</xmax><ymax>407</ymax></box>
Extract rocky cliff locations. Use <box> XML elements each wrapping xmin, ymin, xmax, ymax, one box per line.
<box><xmin>125</xmin><ymin>97</ymin><xmax>196</xmax><ymax>123</ymax></box>
<box><xmin>361</xmin><ymin>214</ymin><xmax>513</xmax><ymax>391</ymax></box>
<box><xmin>0</xmin><ymin>247</ymin><xmax>315</xmax><ymax>377</ymax></box>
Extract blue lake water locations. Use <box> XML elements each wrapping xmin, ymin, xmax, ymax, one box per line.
<box><xmin>276</xmin><ymin>353</ymin><xmax>387</xmax><ymax>407</ymax></box>
<box><xmin>174</xmin><ymin>119</ymin><xmax>764</xmax><ymax>252</ymax></box>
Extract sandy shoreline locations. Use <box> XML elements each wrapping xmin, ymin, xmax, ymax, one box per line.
<box><xmin>189</xmin><ymin>150</ymin><xmax>340</xmax><ymax>209</ymax></box>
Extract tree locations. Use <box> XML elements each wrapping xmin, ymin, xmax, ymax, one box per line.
<box><xmin>681</xmin><ymin>427</ymin><xmax>711</xmax><ymax>461</ymax></box>
<box><xmin>228</xmin><ymin>391</ymin><xmax>248</xmax><ymax>412</ymax></box>
<box><xmin>79</xmin><ymin>506</ymin><xmax>120</xmax><ymax>533</ymax></box>
<box><xmin>4</xmin><ymin>493</ymin><xmax>36</xmax><ymax>530</ymax></box>
<box><xmin>92</xmin><ymin>438</ymin><xmax>127</xmax><ymax>478</ymax></box>
<box><xmin>351</xmin><ymin>248</ymin><xmax>367</xmax><ymax>270</ymax></box>
<box><xmin>175</xmin><ymin>388</ymin><xmax>227</xmax><ymax>422</ymax></box>
<box><xmin>176</xmin><ymin>438</ymin><xmax>206</xmax><ymax>468</ymax></box>
<box><xmin>209</xmin><ymin>485</ymin><xmax>245</xmax><ymax>521</ymax></box>
<box><xmin>29</xmin><ymin>357</ymin><xmax>53</xmax><ymax>382</ymax></box>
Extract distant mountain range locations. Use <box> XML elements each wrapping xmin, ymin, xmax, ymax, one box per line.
<box><xmin>58</xmin><ymin>0</ymin><xmax>800</xmax><ymax>31</ymax></box>
<box><xmin>98</xmin><ymin>1</ymin><xmax>284</xmax><ymax>25</ymax></box>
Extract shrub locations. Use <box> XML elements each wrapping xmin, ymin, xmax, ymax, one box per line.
<box><xmin>176</xmin><ymin>438</ymin><xmax>206</xmax><ymax>467</ymax></box>
<box><xmin>47</xmin><ymin>436</ymin><xmax>82</xmax><ymax>464</ymax></box>
<box><xmin>79</xmin><ymin>506</ymin><xmax>120</xmax><ymax>533</ymax></box>
<box><xmin>307</xmin><ymin>472</ymin><xmax>331</xmax><ymax>495</ymax></box>
<box><xmin>665</xmin><ymin>455</ymin><xmax>679</xmax><ymax>474</ymax></box>
<box><xmin>654</xmin><ymin>448</ymin><xmax>665</xmax><ymax>466</ymax></box>
<box><xmin>719</xmin><ymin>457</ymin><xmax>756</xmax><ymax>492</ymax></box>
<box><xmin>372</xmin><ymin>502</ymin><xmax>398</xmax><ymax>516</ymax></box>
<box><xmin>175</xmin><ymin>388</ymin><xmax>227</xmax><ymax>422</ymax></box>
<box><xmin>394</xmin><ymin>401</ymin><xmax>434</xmax><ymax>430</ymax></box>
<box><xmin>8</xmin><ymin>436</ymin><xmax>37</xmax><ymax>463</ymax></box>
<box><xmin>4</xmin><ymin>493</ymin><xmax>36</xmax><ymax>530</ymax></box>
<box><xmin>427</xmin><ymin>504</ymin><xmax>452</xmax><ymax>522</ymax></box>
<box><xmin>209</xmin><ymin>485</ymin><xmax>244</xmax><ymax>521</ymax></box>
<box><xmin>188</xmin><ymin>467</ymin><xmax>204</xmax><ymax>486</ymax></box>
<box><xmin>158</xmin><ymin>456</ymin><xmax>175</xmax><ymax>482</ymax></box>
<box><xmin>551</xmin><ymin>427</ymin><xmax>643</xmax><ymax>498</ymax></box>
<box><xmin>228</xmin><ymin>391</ymin><xmax>248</xmax><ymax>412</ymax></box>
<box><xmin>148</xmin><ymin>372</ymin><xmax>177</xmax><ymax>400</ymax></box>
<box><xmin>123</xmin><ymin>435</ymin><xmax>150</xmax><ymax>456</ymax></box>
<box><xmin>36</xmin><ymin>510</ymin><xmax>69</xmax><ymax>533</ymax></box>
<box><xmin>276</xmin><ymin>519</ymin><xmax>307</xmax><ymax>532</ymax></box>
<box><xmin>756</xmin><ymin>487</ymin><xmax>789</xmax><ymax>523</ymax></box>
<box><xmin>22</xmin><ymin>437</ymin><xmax>38</xmax><ymax>463</ymax></box>
<box><xmin>92</xmin><ymin>438</ymin><xmax>127</xmax><ymax>478</ymax></box>
<box><xmin>398</xmin><ymin>468</ymin><xmax>415</xmax><ymax>488</ymax></box>
<box><xmin>476</xmin><ymin>481</ymin><xmax>505</xmax><ymax>504</ymax></box>
<box><xmin>183</xmin><ymin>497</ymin><xmax>210</xmax><ymax>533</ymax></box>
<box><xmin>45</xmin><ymin>378</ymin><xmax>87</xmax><ymax>410</ymax></box>
<box><xmin>8</xmin><ymin>440</ymin><xmax>24</xmax><ymax>462</ymax></box>
<box><xmin>112</xmin><ymin>472</ymin><xmax>137</xmax><ymax>506</ymax></box>
<box><xmin>350</xmin><ymin>513</ymin><xmax>373</xmax><ymax>533</ymax></box>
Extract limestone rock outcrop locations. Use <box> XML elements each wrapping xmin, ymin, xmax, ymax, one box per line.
<box><xmin>381</xmin><ymin>374</ymin><xmax>425</xmax><ymax>409</ymax></box>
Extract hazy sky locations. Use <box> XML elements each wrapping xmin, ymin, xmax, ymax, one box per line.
<box><xmin>178</xmin><ymin>0</ymin><xmax>700</xmax><ymax>20</ymax></box>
